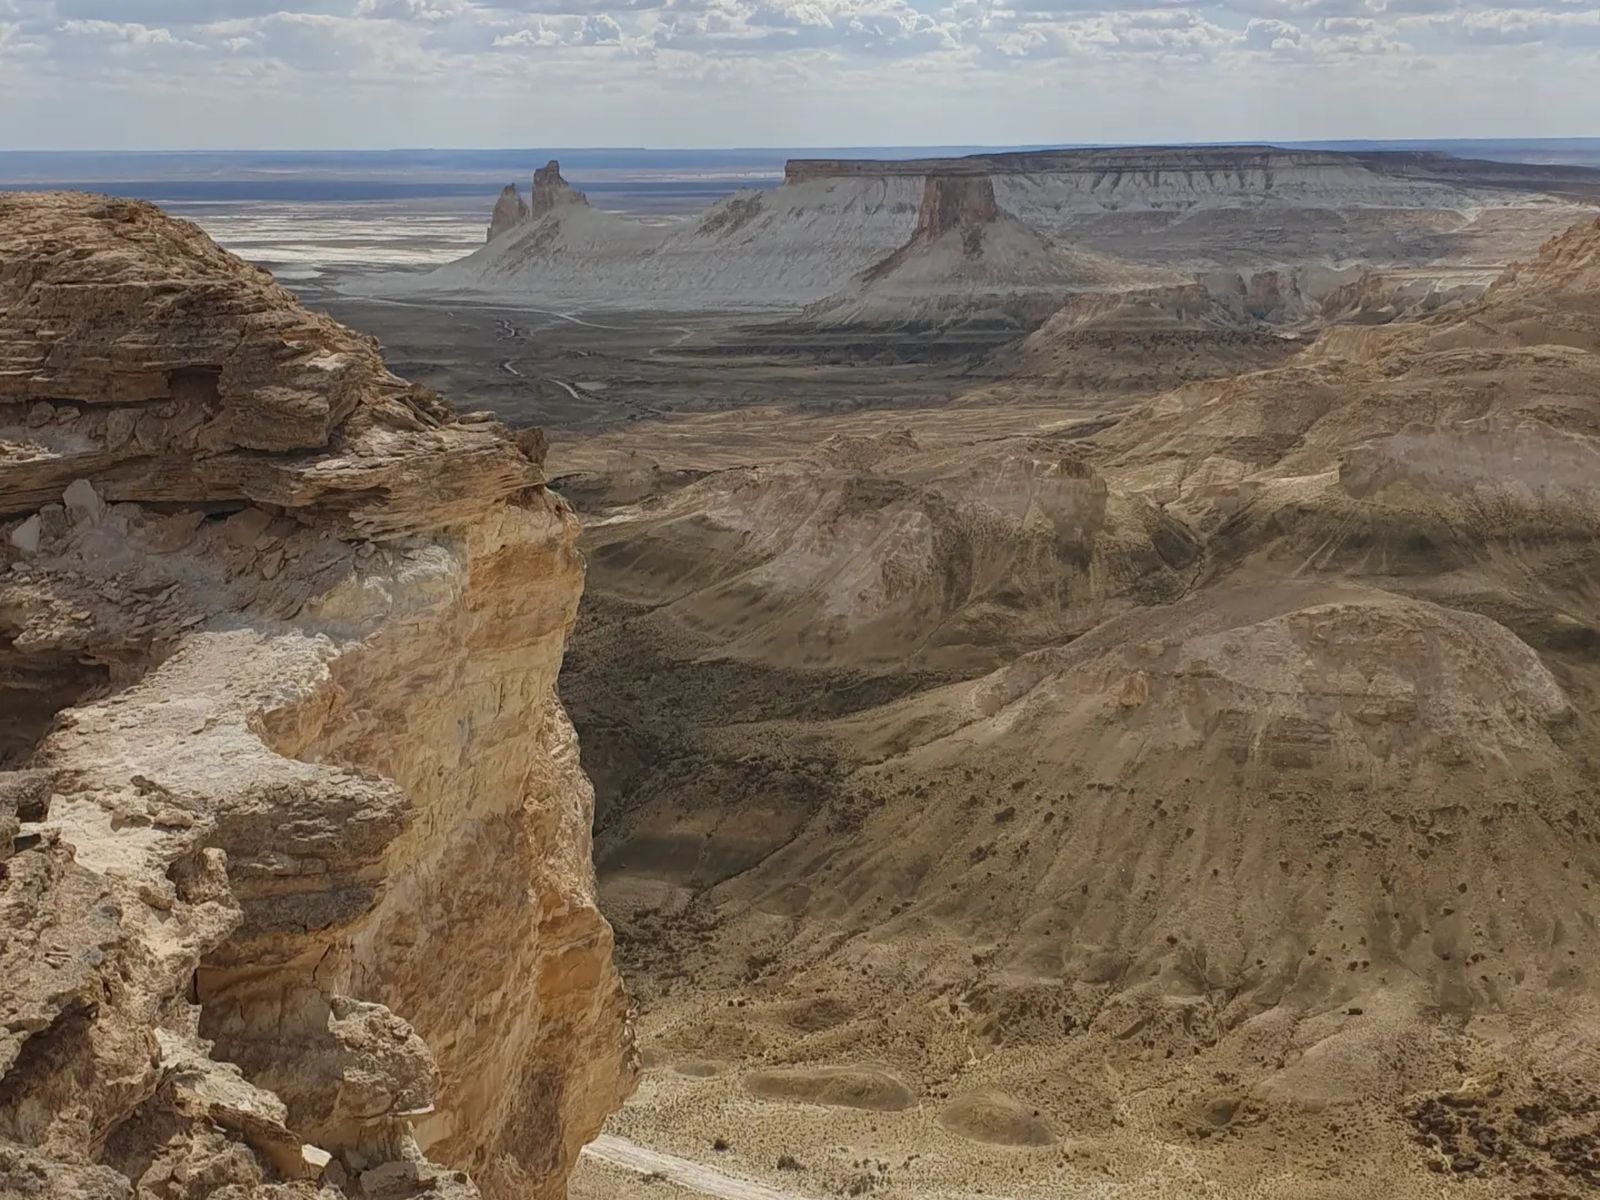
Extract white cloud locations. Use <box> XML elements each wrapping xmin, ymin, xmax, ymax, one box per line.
<box><xmin>58</xmin><ymin>16</ymin><xmax>182</xmax><ymax>41</ymax></box>
<box><xmin>581</xmin><ymin>11</ymin><xmax>624</xmax><ymax>37</ymax></box>
<box><xmin>0</xmin><ymin>18</ymin><xmax>47</xmax><ymax>53</ymax></box>
<box><xmin>358</xmin><ymin>0</ymin><xmax>473</xmax><ymax>19</ymax></box>
<box><xmin>1236</xmin><ymin>11</ymin><xmax>1406</xmax><ymax>52</ymax></box>
<box><xmin>646</xmin><ymin>0</ymin><xmax>962</xmax><ymax>54</ymax></box>
<box><xmin>1239</xmin><ymin>13</ymin><xmax>1300</xmax><ymax>42</ymax></box>
<box><xmin>493</xmin><ymin>21</ymin><xmax>563</xmax><ymax>41</ymax></box>
<box><xmin>1407</xmin><ymin>4</ymin><xmax>1600</xmax><ymax>39</ymax></box>
<box><xmin>1</xmin><ymin>0</ymin><xmax>1597</xmax><ymax>145</ymax></box>
<box><xmin>54</xmin><ymin>0</ymin><xmax>345</xmax><ymax>19</ymax></box>
<box><xmin>992</xmin><ymin>9</ymin><xmax>1233</xmax><ymax>57</ymax></box>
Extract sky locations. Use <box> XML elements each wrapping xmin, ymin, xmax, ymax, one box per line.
<box><xmin>0</xmin><ymin>0</ymin><xmax>1595</xmax><ymax>149</ymax></box>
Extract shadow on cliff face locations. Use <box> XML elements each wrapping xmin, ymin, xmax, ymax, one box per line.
<box><xmin>1</xmin><ymin>527</ymin><xmax>172</xmax><ymax>766</ymax></box>
<box><xmin>0</xmin><ymin>648</ymin><xmax>113</xmax><ymax>767</ymax></box>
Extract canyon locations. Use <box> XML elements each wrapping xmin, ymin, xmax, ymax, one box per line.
<box><xmin>6</xmin><ymin>139</ymin><xmax>1600</xmax><ymax>1200</ymax></box>
<box><xmin>347</xmin><ymin>145</ymin><xmax>1600</xmax><ymax>1199</ymax></box>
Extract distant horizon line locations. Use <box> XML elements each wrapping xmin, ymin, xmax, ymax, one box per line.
<box><xmin>4</xmin><ymin>136</ymin><xmax>1600</xmax><ymax>156</ymax></box>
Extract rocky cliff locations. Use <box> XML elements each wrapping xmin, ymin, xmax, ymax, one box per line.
<box><xmin>783</xmin><ymin>144</ymin><xmax>1600</xmax><ymax>200</ymax></box>
<box><xmin>798</xmin><ymin>173</ymin><xmax>1167</xmax><ymax>330</ymax></box>
<box><xmin>860</xmin><ymin>175</ymin><xmax>1000</xmax><ymax>279</ymax></box>
<box><xmin>484</xmin><ymin>163</ymin><xmax>587</xmax><ymax>243</ymax></box>
<box><xmin>0</xmin><ymin>193</ymin><xmax>635</xmax><ymax>1200</ymax></box>
<box><xmin>531</xmin><ymin>161</ymin><xmax>587</xmax><ymax>217</ymax></box>
<box><xmin>487</xmin><ymin>184</ymin><xmax>529</xmax><ymax>242</ymax></box>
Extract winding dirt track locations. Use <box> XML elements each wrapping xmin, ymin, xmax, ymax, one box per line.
<box><xmin>581</xmin><ymin>1134</ymin><xmax>811</xmax><ymax>1200</ymax></box>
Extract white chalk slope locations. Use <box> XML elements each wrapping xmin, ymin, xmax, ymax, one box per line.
<box><xmin>802</xmin><ymin>206</ymin><xmax>1171</xmax><ymax>329</ymax></box>
<box><xmin>410</xmin><ymin>176</ymin><xmax>922</xmax><ymax>309</ymax></box>
<box><xmin>372</xmin><ymin>150</ymin><xmax>1553</xmax><ymax>311</ymax></box>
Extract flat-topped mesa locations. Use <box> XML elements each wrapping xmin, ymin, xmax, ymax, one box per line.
<box><xmin>810</xmin><ymin>170</ymin><xmax>1161</xmax><ymax>330</ymax></box>
<box><xmin>0</xmin><ymin>192</ymin><xmax>636</xmax><ymax>1200</ymax></box>
<box><xmin>531</xmin><ymin>159</ymin><xmax>588</xmax><ymax>216</ymax></box>
<box><xmin>404</xmin><ymin>143</ymin><xmax>1599</xmax><ymax>311</ymax></box>
<box><xmin>487</xmin><ymin>183</ymin><xmax>530</xmax><ymax>241</ymax></box>
<box><xmin>782</xmin><ymin>145</ymin><xmax>1600</xmax><ymax>203</ymax></box>
<box><xmin>784</xmin><ymin>145</ymin><xmax>1316</xmax><ymax>184</ymax></box>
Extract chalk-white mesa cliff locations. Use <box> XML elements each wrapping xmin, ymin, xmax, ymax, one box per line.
<box><xmin>388</xmin><ymin>147</ymin><xmax>1588</xmax><ymax>312</ymax></box>
<box><xmin>0</xmin><ymin>192</ymin><xmax>636</xmax><ymax>1200</ymax></box>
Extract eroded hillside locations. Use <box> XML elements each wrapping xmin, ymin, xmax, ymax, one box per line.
<box><xmin>562</xmin><ymin>219</ymin><xmax>1600</xmax><ymax>1198</ymax></box>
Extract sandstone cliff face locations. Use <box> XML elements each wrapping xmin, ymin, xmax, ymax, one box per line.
<box><xmin>909</xmin><ymin>175</ymin><xmax>999</xmax><ymax>244</ymax></box>
<box><xmin>0</xmin><ymin>193</ymin><xmax>635</xmax><ymax>1200</ymax></box>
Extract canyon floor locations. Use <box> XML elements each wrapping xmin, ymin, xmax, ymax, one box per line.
<box><xmin>306</xmin><ymin>288</ymin><xmax>1018</xmax><ymax>437</ymax></box>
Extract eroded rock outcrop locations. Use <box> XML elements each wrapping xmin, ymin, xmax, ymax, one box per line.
<box><xmin>531</xmin><ymin>160</ymin><xmax>588</xmax><ymax>217</ymax></box>
<box><xmin>402</xmin><ymin>145</ymin><xmax>1591</xmax><ymax>312</ymax></box>
<box><xmin>484</xmin><ymin>163</ymin><xmax>587</xmax><ymax>243</ymax></box>
<box><xmin>577</xmin><ymin>430</ymin><xmax>1200</xmax><ymax>673</ymax></box>
<box><xmin>487</xmin><ymin>185</ymin><xmax>530</xmax><ymax>242</ymax></box>
<box><xmin>0</xmin><ymin>193</ymin><xmax>635</xmax><ymax>1200</ymax></box>
<box><xmin>799</xmin><ymin>173</ymin><xmax>1167</xmax><ymax>330</ymax></box>
<box><xmin>906</xmin><ymin>175</ymin><xmax>998</xmax><ymax>255</ymax></box>
<box><xmin>860</xmin><ymin>175</ymin><xmax>1004</xmax><ymax>282</ymax></box>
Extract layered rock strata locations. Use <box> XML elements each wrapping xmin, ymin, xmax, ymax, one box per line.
<box><xmin>0</xmin><ymin>192</ymin><xmax>635</xmax><ymax>1200</ymax></box>
<box><xmin>398</xmin><ymin>146</ymin><xmax>1594</xmax><ymax>310</ymax></box>
<box><xmin>800</xmin><ymin>173</ymin><xmax>1165</xmax><ymax>329</ymax></box>
<box><xmin>783</xmin><ymin>144</ymin><xmax>1600</xmax><ymax>200</ymax></box>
